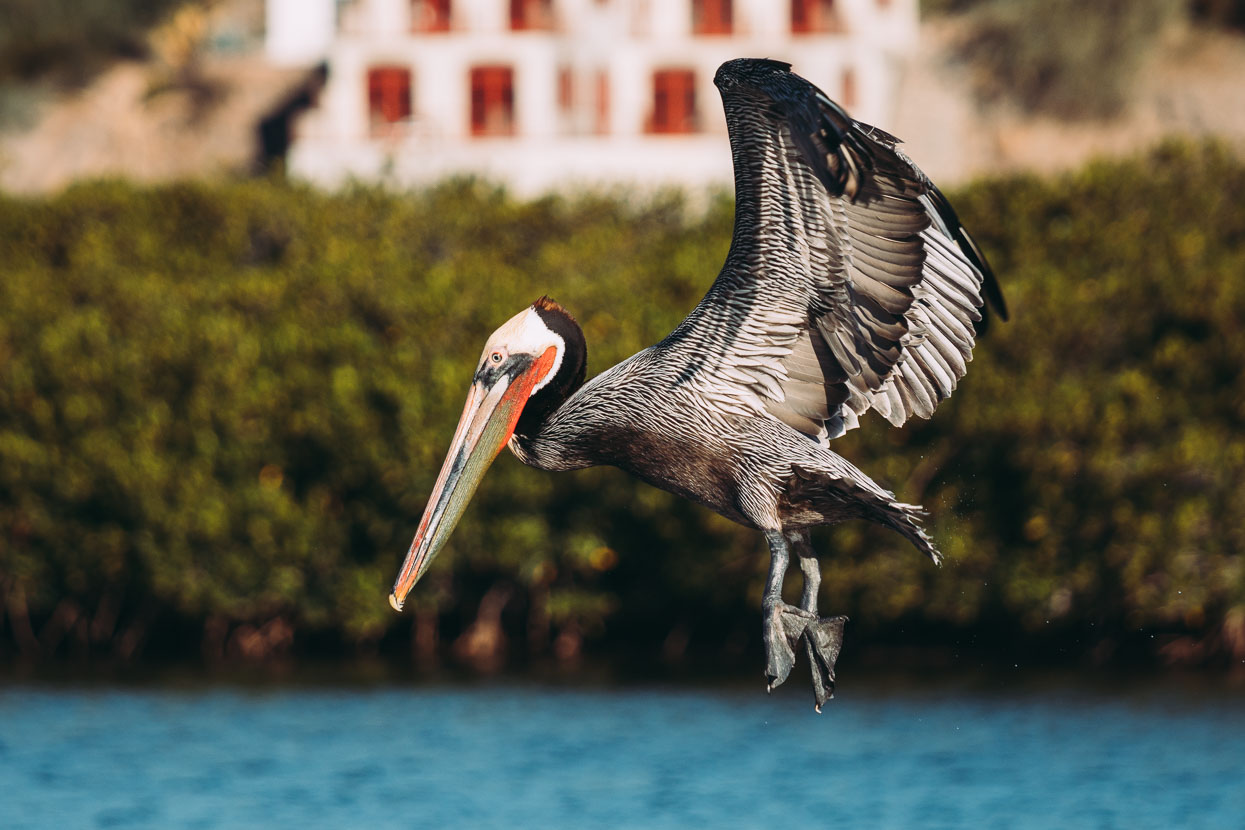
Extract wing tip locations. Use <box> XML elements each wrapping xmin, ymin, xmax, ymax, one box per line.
<box><xmin>714</xmin><ymin>58</ymin><xmax>794</xmax><ymax>90</ymax></box>
<box><xmin>925</xmin><ymin>184</ymin><xmax>1009</xmax><ymax>324</ymax></box>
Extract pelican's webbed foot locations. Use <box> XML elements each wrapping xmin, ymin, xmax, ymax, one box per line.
<box><xmin>762</xmin><ymin>530</ymin><xmax>850</xmax><ymax>711</ymax></box>
<box><xmin>763</xmin><ymin>600</ymin><xmax>815</xmax><ymax>691</ymax></box>
<box><xmin>803</xmin><ymin>614</ymin><xmax>848</xmax><ymax>712</ymax></box>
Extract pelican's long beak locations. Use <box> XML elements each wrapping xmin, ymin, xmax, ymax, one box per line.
<box><xmin>389</xmin><ymin>346</ymin><xmax>557</xmax><ymax>612</ymax></box>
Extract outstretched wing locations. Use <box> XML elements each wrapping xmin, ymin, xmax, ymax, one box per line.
<box><xmin>661</xmin><ymin>58</ymin><xmax>1006</xmax><ymax>440</ymax></box>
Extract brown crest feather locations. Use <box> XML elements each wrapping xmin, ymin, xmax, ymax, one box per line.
<box><xmin>533</xmin><ymin>295</ymin><xmax>575</xmax><ymax>318</ymax></box>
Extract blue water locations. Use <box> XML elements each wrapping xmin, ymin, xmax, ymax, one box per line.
<box><xmin>2</xmin><ymin>677</ymin><xmax>1243</xmax><ymax>829</ymax></box>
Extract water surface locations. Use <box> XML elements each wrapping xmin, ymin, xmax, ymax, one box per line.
<box><xmin>2</xmin><ymin>676</ymin><xmax>1242</xmax><ymax>829</ymax></box>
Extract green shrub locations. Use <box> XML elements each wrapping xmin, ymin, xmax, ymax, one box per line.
<box><xmin>1</xmin><ymin>142</ymin><xmax>1243</xmax><ymax>668</ymax></box>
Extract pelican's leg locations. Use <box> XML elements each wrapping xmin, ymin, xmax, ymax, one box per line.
<box><xmin>793</xmin><ymin>534</ymin><xmax>848</xmax><ymax>713</ymax></box>
<box><xmin>761</xmin><ymin>530</ymin><xmax>816</xmax><ymax>692</ymax></box>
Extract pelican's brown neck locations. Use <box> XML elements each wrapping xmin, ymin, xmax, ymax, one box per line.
<box><xmin>512</xmin><ymin>297</ymin><xmax>586</xmax><ymax>440</ymax></box>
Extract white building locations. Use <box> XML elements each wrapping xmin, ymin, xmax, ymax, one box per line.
<box><xmin>266</xmin><ymin>0</ymin><xmax>917</xmax><ymax>194</ymax></box>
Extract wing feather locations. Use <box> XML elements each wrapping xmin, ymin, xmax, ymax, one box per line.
<box><xmin>659</xmin><ymin>59</ymin><xmax>1005</xmax><ymax>441</ymax></box>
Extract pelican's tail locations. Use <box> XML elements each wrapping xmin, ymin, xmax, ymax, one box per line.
<box><xmin>881</xmin><ymin>500</ymin><xmax>942</xmax><ymax>565</ymax></box>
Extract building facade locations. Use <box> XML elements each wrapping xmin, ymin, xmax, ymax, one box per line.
<box><xmin>267</xmin><ymin>0</ymin><xmax>917</xmax><ymax>193</ymax></box>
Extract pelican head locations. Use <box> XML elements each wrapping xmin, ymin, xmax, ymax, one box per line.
<box><xmin>388</xmin><ymin>298</ymin><xmax>577</xmax><ymax>612</ymax></box>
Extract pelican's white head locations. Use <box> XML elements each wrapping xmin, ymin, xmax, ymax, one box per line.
<box><xmin>388</xmin><ymin>297</ymin><xmax>584</xmax><ymax>611</ymax></box>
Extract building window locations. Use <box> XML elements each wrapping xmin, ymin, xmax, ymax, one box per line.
<box><xmin>510</xmin><ymin>0</ymin><xmax>554</xmax><ymax>30</ymax></box>
<box><xmin>411</xmin><ymin>0</ymin><xmax>451</xmax><ymax>32</ymax></box>
<box><xmin>648</xmin><ymin>69</ymin><xmax>697</xmax><ymax>134</ymax></box>
<box><xmin>367</xmin><ymin>66</ymin><xmax>412</xmax><ymax>134</ymax></box>
<box><xmin>692</xmin><ymin>0</ymin><xmax>733</xmax><ymax>35</ymax></box>
<box><xmin>791</xmin><ymin>0</ymin><xmax>843</xmax><ymax>34</ymax></box>
<box><xmin>471</xmin><ymin>66</ymin><xmax>515</xmax><ymax>136</ymax></box>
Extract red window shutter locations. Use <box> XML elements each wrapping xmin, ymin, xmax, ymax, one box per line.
<box><xmin>649</xmin><ymin>69</ymin><xmax>697</xmax><ymax>134</ymax></box>
<box><xmin>792</xmin><ymin>0</ymin><xmax>843</xmax><ymax>34</ymax></box>
<box><xmin>470</xmin><ymin>66</ymin><xmax>516</xmax><ymax>136</ymax></box>
<box><xmin>558</xmin><ymin>67</ymin><xmax>573</xmax><ymax>113</ymax></box>
<box><xmin>841</xmin><ymin>68</ymin><xmax>856</xmax><ymax>108</ymax></box>
<box><xmin>693</xmin><ymin>0</ymin><xmax>733</xmax><ymax>35</ymax></box>
<box><xmin>411</xmin><ymin>0</ymin><xmax>451</xmax><ymax>32</ymax></box>
<box><xmin>791</xmin><ymin>0</ymin><xmax>811</xmax><ymax>33</ymax></box>
<box><xmin>682</xmin><ymin>74</ymin><xmax>696</xmax><ymax>131</ymax></box>
<box><xmin>594</xmin><ymin>70</ymin><xmax>610</xmax><ymax>135</ymax></box>
<box><xmin>654</xmin><ymin>83</ymin><xmax>668</xmax><ymax>131</ymax></box>
<box><xmin>367</xmin><ymin>66</ymin><xmax>412</xmax><ymax>133</ymax></box>
<box><xmin>510</xmin><ymin>0</ymin><xmax>553</xmax><ymax>30</ymax></box>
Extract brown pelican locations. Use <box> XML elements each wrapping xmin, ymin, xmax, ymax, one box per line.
<box><xmin>388</xmin><ymin>59</ymin><xmax>1007</xmax><ymax>710</ymax></box>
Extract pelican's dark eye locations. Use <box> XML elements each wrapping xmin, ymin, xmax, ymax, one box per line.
<box><xmin>490</xmin><ymin>351</ymin><xmax>503</xmax><ymax>364</ymax></box>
